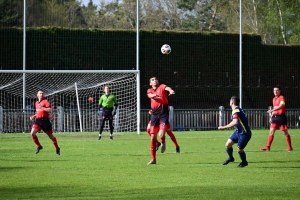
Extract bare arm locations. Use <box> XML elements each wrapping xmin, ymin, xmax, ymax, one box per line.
<box><xmin>147</xmin><ymin>93</ymin><xmax>157</xmax><ymax>98</ymax></box>
<box><xmin>218</xmin><ymin>119</ymin><xmax>238</xmax><ymax>130</ymax></box>
<box><xmin>267</xmin><ymin>103</ymin><xmax>285</xmax><ymax>114</ymax></box>
<box><xmin>165</xmin><ymin>86</ymin><xmax>175</xmax><ymax>95</ymax></box>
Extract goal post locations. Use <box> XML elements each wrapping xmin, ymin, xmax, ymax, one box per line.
<box><xmin>0</xmin><ymin>70</ymin><xmax>140</xmax><ymax>134</ymax></box>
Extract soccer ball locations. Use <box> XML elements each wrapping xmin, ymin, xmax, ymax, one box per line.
<box><xmin>161</xmin><ymin>44</ymin><xmax>171</xmax><ymax>55</ymax></box>
<box><xmin>88</xmin><ymin>96</ymin><xmax>93</xmax><ymax>102</ymax></box>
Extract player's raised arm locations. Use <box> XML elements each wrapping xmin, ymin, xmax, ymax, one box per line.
<box><xmin>165</xmin><ymin>86</ymin><xmax>175</xmax><ymax>95</ymax></box>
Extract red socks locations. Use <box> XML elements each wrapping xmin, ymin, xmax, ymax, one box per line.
<box><xmin>267</xmin><ymin>135</ymin><xmax>274</xmax><ymax>147</ymax></box>
<box><xmin>52</xmin><ymin>137</ymin><xmax>59</xmax><ymax>150</ymax></box>
<box><xmin>285</xmin><ymin>135</ymin><xmax>292</xmax><ymax>149</ymax></box>
<box><xmin>166</xmin><ymin>130</ymin><xmax>179</xmax><ymax>148</ymax></box>
<box><xmin>150</xmin><ymin>139</ymin><xmax>156</xmax><ymax>160</ymax></box>
<box><xmin>32</xmin><ymin>135</ymin><xmax>41</xmax><ymax>147</ymax></box>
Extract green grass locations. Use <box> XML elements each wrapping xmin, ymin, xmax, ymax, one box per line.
<box><xmin>0</xmin><ymin>129</ymin><xmax>299</xmax><ymax>200</ymax></box>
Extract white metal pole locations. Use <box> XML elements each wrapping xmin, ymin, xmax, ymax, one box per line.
<box><xmin>136</xmin><ymin>0</ymin><xmax>141</xmax><ymax>134</ymax></box>
<box><xmin>75</xmin><ymin>83</ymin><xmax>83</xmax><ymax>132</ymax></box>
<box><xmin>239</xmin><ymin>0</ymin><xmax>243</xmax><ymax>108</ymax></box>
<box><xmin>23</xmin><ymin>0</ymin><xmax>26</xmax><ymax>110</ymax></box>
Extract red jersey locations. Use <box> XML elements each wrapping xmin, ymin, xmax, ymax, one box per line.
<box><xmin>272</xmin><ymin>95</ymin><xmax>286</xmax><ymax>115</ymax></box>
<box><xmin>35</xmin><ymin>98</ymin><xmax>51</xmax><ymax>118</ymax></box>
<box><xmin>147</xmin><ymin>84</ymin><xmax>169</xmax><ymax>110</ymax></box>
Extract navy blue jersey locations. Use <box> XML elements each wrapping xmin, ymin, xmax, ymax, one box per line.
<box><xmin>231</xmin><ymin>107</ymin><xmax>251</xmax><ymax>134</ymax></box>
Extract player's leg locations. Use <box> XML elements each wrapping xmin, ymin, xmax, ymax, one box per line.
<box><xmin>260</xmin><ymin>127</ymin><xmax>276</xmax><ymax>151</ymax></box>
<box><xmin>278</xmin><ymin>115</ymin><xmax>292</xmax><ymax>151</ymax></box>
<box><xmin>158</xmin><ymin>113</ymin><xmax>169</xmax><ymax>153</ymax></box>
<box><xmin>158</xmin><ymin>128</ymin><xmax>166</xmax><ymax>153</ymax></box>
<box><xmin>166</xmin><ymin>128</ymin><xmax>180</xmax><ymax>153</ymax></box>
<box><xmin>148</xmin><ymin>124</ymin><xmax>159</xmax><ymax>165</ymax></box>
<box><xmin>43</xmin><ymin>119</ymin><xmax>60</xmax><ymax>155</ymax></box>
<box><xmin>31</xmin><ymin>121</ymin><xmax>43</xmax><ymax>154</ymax></box>
<box><xmin>30</xmin><ymin>124</ymin><xmax>43</xmax><ymax>154</ymax></box>
<box><xmin>282</xmin><ymin>129</ymin><xmax>292</xmax><ymax>151</ymax></box>
<box><xmin>147</xmin><ymin>121</ymin><xmax>161</xmax><ymax>151</ymax></box>
<box><xmin>98</xmin><ymin>115</ymin><xmax>106</xmax><ymax>140</ymax></box>
<box><xmin>236</xmin><ymin>133</ymin><xmax>251</xmax><ymax>168</ymax></box>
<box><xmin>223</xmin><ymin>131</ymin><xmax>237</xmax><ymax>165</ymax></box>
<box><xmin>45</xmin><ymin>130</ymin><xmax>60</xmax><ymax>155</ymax></box>
<box><xmin>108</xmin><ymin>115</ymin><xmax>114</xmax><ymax>140</ymax></box>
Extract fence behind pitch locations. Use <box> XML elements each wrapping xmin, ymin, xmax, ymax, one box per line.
<box><xmin>0</xmin><ymin>108</ymin><xmax>299</xmax><ymax>133</ymax></box>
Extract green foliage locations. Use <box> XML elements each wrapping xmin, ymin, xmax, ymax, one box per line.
<box><xmin>0</xmin><ymin>0</ymin><xmax>21</xmax><ymax>27</ymax></box>
<box><xmin>0</xmin><ymin>130</ymin><xmax>299</xmax><ymax>199</ymax></box>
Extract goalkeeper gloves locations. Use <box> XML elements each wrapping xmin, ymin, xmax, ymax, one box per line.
<box><xmin>98</xmin><ymin>108</ymin><xmax>102</xmax><ymax>114</ymax></box>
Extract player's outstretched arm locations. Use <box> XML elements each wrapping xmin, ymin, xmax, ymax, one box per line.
<box><xmin>218</xmin><ymin>119</ymin><xmax>238</xmax><ymax>130</ymax></box>
<box><xmin>165</xmin><ymin>87</ymin><xmax>175</xmax><ymax>95</ymax></box>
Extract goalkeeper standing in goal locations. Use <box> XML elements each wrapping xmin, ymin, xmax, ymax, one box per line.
<box><xmin>98</xmin><ymin>85</ymin><xmax>118</xmax><ymax>140</ymax></box>
<box><xmin>30</xmin><ymin>90</ymin><xmax>60</xmax><ymax>155</ymax></box>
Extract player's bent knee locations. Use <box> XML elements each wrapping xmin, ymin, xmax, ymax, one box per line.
<box><xmin>30</xmin><ymin>128</ymin><xmax>40</xmax><ymax>136</ymax></box>
<box><xmin>237</xmin><ymin>148</ymin><xmax>244</xmax><ymax>153</ymax></box>
<box><xmin>225</xmin><ymin>142</ymin><xmax>233</xmax><ymax>148</ymax></box>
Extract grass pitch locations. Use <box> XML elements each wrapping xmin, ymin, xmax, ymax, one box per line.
<box><xmin>0</xmin><ymin>129</ymin><xmax>299</xmax><ymax>200</ymax></box>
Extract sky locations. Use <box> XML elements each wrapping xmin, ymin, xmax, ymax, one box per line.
<box><xmin>80</xmin><ymin>0</ymin><xmax>96</xmax><ymax>6</ymax></box>
<box><xmin>80</xmin><ymin>0</ymin><xmax>114</xmax><ymax>6</ymax></box>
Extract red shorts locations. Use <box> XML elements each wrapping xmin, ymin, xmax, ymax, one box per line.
<box><xmin>148</xmin><ymin>121</ymin><xmax>170</xmax><ymax>134</ymax></box>
<box><xmin>270</xmin><ymin>123</ymin><xmax>288</xmax><ymax>131</ymax></box>
<box><xmin>270</xmin><ymin>114</ymin><xmax>288</xmax><ymax>131</ymax></box>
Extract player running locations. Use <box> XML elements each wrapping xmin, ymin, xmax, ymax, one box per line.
<box><xmin>30</xmin><ymin>90</ymin><xmax>60</xmax><ymax>155</ymax></box>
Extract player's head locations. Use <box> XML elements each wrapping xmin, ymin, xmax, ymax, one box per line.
<box><xmin>273</xmin><ymin>85</ymin><xmax>282</xmax><ymax>97</ymax></box>
<box><xmin>37</xmin><ymin>90</ymin><xmax>45</xmax><ymax>100</ymax></box>
<box><xmin>103</xmin><ymin>85</ymin><xmax>110</xmax><ymax>94</ymax></box>
<box><xmin>230</xmin><ymin>96</ymin><xmax>240</xmax><ymax>106</ymax></box>
<box><xmin>149</xmin><ymin>77</ymin><xmax>159</xmax><ymax>87</ymax></box>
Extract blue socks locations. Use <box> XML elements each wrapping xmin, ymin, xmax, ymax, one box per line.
<box><xmin>239</xmin><ymin>151</ymin><xmax>247</xmax><ymax>163</ymax></box>
<box><xmin>226</xmin><ymin>148</ymin><xmax>234</xmax><ymax>160</ymax></box>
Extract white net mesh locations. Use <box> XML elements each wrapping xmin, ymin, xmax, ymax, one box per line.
<box><xmin>0</xmin><ymin>71</ymin><xmax>138</xmax><ymax>133</ymax></box>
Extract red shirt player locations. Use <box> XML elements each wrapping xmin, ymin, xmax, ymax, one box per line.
<box><xmin>30</xmin><ymin>90</ymin><xmax>60</xmax><ymax>155</ymax></box>
<box><xmin>146</xmin><ymin>77</ymin><xmax>175</xmax><ymax>165</ymax></box>
<box><xmin>260</xmin><ymin>85</ymin><xmax>293</xmax><ymax>151</ymax></box>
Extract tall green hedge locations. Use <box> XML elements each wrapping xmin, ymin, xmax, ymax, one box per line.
<box><xmin>1</xmin><ymin>28</ymin><xmax>299</xmax><ymax>108</ymax></box>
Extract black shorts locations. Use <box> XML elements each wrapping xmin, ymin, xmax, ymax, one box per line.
<box><xmin>150</xmin><ymin>109</ymin><xmax>169</xmax><ymax>127</ymax></box>
<box><xmin>271</xmin><ymin>114</ymin><xmax>287</xmax><ymax>126</ymax></box>
<box><xmin>102</xmin><ymin>108</ymin><xmax>113</xmax><ymax>120</ymax></box>
<box><xmin>34</xmin><ymin>118</ymin><xmax>52</xmax><ymax>131</ymax></box>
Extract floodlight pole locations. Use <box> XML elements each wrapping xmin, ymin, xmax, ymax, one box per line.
<box><xmin>239</xmin><ymin>0</ymin><xmax>243</xmax><ymax>108</ymax></box>
<box><xmin>23</xmin><ymin>0</ymin><xmax>27</xmax><ymax>110</ymax></box>
<box><xmin>136</xmin><ymin>0</ymin><xmax>141</xmax><ymax>134</ymax></box>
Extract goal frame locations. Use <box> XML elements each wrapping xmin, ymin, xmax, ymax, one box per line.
<box><xmin>0</xmin><ymin>70</ymin><xmax>141</xmax><ymax>134</ymax></box>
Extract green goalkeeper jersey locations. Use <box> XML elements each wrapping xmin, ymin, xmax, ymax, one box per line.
<box><xmin>98</xmin><ymin>94</ymin><xmax>118</xmax><ymax>109</ymax></box>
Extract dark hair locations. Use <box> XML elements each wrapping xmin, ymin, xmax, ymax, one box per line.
<box><xmin>149</xmin><ymin>77</ymin><xmax>158</xmax><ymax>84</ymax></box>
<box><xmin>231</xmin><ymin>96</ymin><xmax>240</xmax><ymax>106</ymax></box>
<box><xmin>274</xmin><ymin>85</ymin><xmax>282</xmax><ymax>91</ymax></box>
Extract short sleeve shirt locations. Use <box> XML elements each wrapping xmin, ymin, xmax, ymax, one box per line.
<box><xmin>35</xmin><ymin>99</ymin><xmax>50</xmax><ymax>118</ymax></box>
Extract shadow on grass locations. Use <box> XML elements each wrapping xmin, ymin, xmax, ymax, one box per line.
<box><xmin>0</xmin><ymin>185</ymin><xmax>299</xmax><ymax>200</ymax></box>
<box><xmin>250</xmin><ymin>160</ymin><xmax>300</xmax><ymax>163</ymax></box>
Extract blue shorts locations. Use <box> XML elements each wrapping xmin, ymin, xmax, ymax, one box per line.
<box><xmin>229</xmin><ymin>130</ymin><xmax>251</xmax><ymax>149</ymax></box>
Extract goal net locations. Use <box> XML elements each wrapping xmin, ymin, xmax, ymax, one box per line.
<box><xmin>0</xmin><ymin>70</ymin><xmax>140</xmax><ymax>134</ymax></box>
